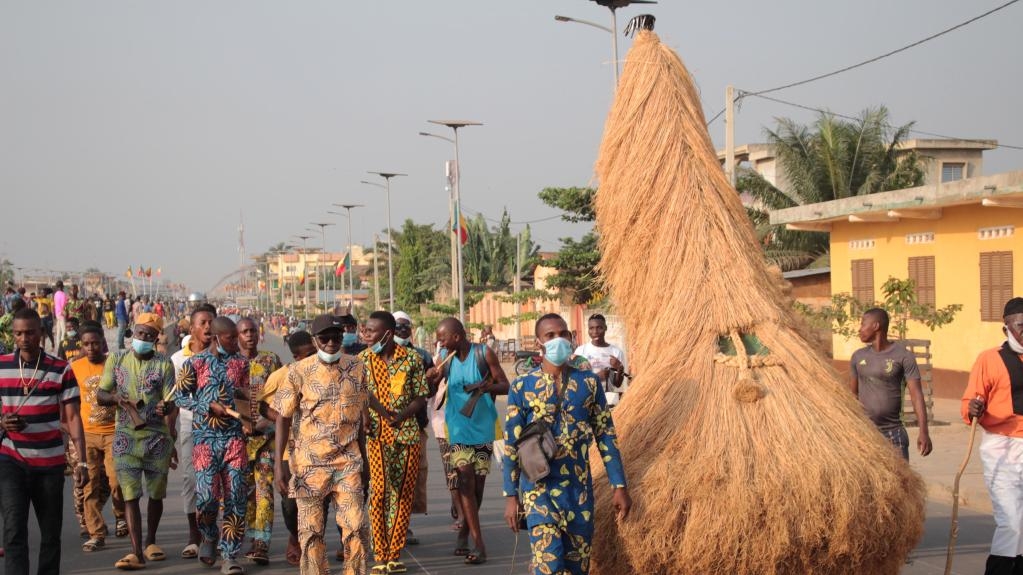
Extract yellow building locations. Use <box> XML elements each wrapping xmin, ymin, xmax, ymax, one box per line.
<box><xmin>771</xmin><ymin>171</ymin><xmax>1023</xmax><ymax>397</ymax></box>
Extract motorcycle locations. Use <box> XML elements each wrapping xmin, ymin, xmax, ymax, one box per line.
<box><xmin>513</xmin><ymin>350</ymin><xmax>541</xmax><ymax>375</ymax></box>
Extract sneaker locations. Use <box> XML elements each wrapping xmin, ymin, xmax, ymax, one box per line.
<box><xmin>115</xmin><ymin>520</ymin><xmax>128</xmax><ymax>538</ymax></box>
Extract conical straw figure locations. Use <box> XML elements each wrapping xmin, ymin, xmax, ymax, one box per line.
<box><xmin>588</xmin><ymin>29</ymin><xmax>925</xmax><ymax>574</ymax></box>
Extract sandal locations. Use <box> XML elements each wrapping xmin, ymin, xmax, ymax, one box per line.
<box><xmin>387</xmin><ymin>560</ymin><xmax>407</xmax><ymax>573</ymax></box>
<box><xmin>221</xmin><ymin>558</ymin><xmax>245</xmax><ymax>574</ymax></box>
<box><xmin>199</xmin><ymin>541</ymin><xmax>216</xmax><ymax>567</ymax></box>
<box><xmin>454</xmin><ymin>534</ymin><xmax>470</xmax><ymax>556</ymax></box>
<box><xmin>285</xmin><ymin>537</ymin><xmax>301</xmax><ymax>566</ymax></box>
<box><xmin>406</xmin><ymin>528</ymin><xmax>419</xmax><ymax>546</ymax></box>
<box><xmin>115</xmin><ymin>553</ymin><xmax>146</xmax><ymax>570</ymax></box>
<box><xmin>82</xmin><ymin>537</ymin><xmax>105</xmax><ymax>552</ymax></box>
<box><xmin>116</xmin><ymin>520</ymin><xmax>129</xmax><ymax>538</ymax></box>
<box><xmin>244</xmin><ymin>541</ymin><xmax>269</xmax><ymax>566</ymax></box>
<box><xmin>181</xmin><ymin>543</ymin><xmax>199</xmax><ymax>559</ymax></box>
<box><xmin>143</xmin><ymin>544</ymin><xmax>166</xmax><ymax>562</ymax></box>
<box><xmin>464</xmin><ymin>549</ymin><xmax>487</xmax><ymax>565</ymax></box>
<box><xmin>371</xmin><ymin>565</ymin><xmax>388</xmax><ymax>574</ymax></box>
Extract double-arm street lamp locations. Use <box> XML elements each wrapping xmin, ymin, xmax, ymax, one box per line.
<box><xmin>555</xmin><ymin>0</ymin><xmax>657</xmax><ymax>89</ymax></box>
<box><xmin>309</xmin><ymin>222</ymin><xmax>334</xmax><ymax>312</ymax></box>
<box><xmin>363</xmin><ymin>173</ymin><xmax>406</xmax><ymax>312</ymax></box>
<box><xmin>329</xmin><ymin>204</ymin><xmax>363</xmax><ymax>310</ymax></box>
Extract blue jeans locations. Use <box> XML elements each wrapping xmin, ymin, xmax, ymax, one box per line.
<box><xmin>880</xmin><ymin>426</ymin><xmax>910</xmax><ymax>461</ymax></box>
<box><xmin>117</xmin><ymin>319</ymin><xmax>128</xmax><ymax>350</ymax></box>
<box><xmin>0</xmin><ymin>461</ymin><xmax>65</xmax><ymax>575</ymax></box>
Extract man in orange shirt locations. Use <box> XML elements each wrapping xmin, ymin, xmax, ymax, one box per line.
<box><xmin>964</xmin><ymin>297</ymin><xmax>1023</xmax><ymax>575</ymax></box>
<box><xmin>72</xmin><ymin>322</ymin><xmax>127</xmax><ymax>552</ymax></box>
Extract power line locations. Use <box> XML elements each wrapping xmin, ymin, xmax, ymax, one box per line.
<box><xmin>746</xmin><ymin>0</ymin><xmax>1019</xmax><ymax>97</ymax></box>
<box><xmin>741</xmin><ymin>91</ymin><xmax>1023</xmax><ymax>151</ymax></box>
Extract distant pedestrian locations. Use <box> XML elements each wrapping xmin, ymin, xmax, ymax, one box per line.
<box><xmin>53</xmin><ymin>281</ymin><xmax>68</xmax><ymax>345</ymax></box>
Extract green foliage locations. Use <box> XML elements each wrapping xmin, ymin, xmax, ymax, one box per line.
<box><xmin>538</xmin><ymin>188</ymin><xmax>603</xmax><ymax>305</ymax></box>
<box><xmin>495</xmin><ymin>289</ymin><xmax>558</xmax><ymax>304</ymax></box>
<box><xmin>738</xmin><ymin>107</ymin><xmax>926</xmax><ymax>271</ymax></box>
<box><xmin>462</xmin><ymin>210</ymin><xmax>540</xmax><ymax>290</ymax></box>
<box><xmin>497</xmin><ymin>311</ymin><xmax>541</xmax><ymax>326</ymax></box>
<box><xmin>795</xmin><ymin>277</ymin><xmax>962</xmax><ymax>340</ymax></box>
<box><xmin>537</xmin><ymin>187</ymin><xmax>596</xmax><ymax>222</ymax></box>
<box><xmin>393</xmin><ymin>219</ymin><xmax>450</xmax><ymax>310</ymax></box>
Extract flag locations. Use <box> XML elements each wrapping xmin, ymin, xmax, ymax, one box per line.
<box><xmin>298</xmin><ymin>272</ymin><xmax>306</xmax><ymax>286</ymax></box>
<box><xmin>452</xmin><ymin>207</ymin><xmax>468</xmax><ymax>245</ymax></box>
<box><xmin>125</xmin><ymin>267</ymin><xmax>132</xmax><ymax>278</ymax></box>
<box><xmin>258</xmin><ymin>280</ymin><xmax>266</xmax><ymax>290</ymax></box>
<box><xmin>137</xmin><ymin>266</ymin><xmax>145</xmax><ymax>277</ymax></box>
<box><xmin>156</xmin><ymin>267</ymin><xmax>162</xmax><ymax>277</ymax></box>
<box><xmin>335</xmin><ymin>252</ymin><xmax>350</xmax><ymax>277</ymax></box>
<box><xmin>145</xmin><ymin>267</ymin><xmax>152</xmax><ymax>278</ymax></box>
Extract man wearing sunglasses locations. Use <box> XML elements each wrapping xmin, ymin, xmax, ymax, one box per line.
<box><xmin>273</xmin><ymin>314</ymin><xmax>369</xmax><ymax>575</ymax></box>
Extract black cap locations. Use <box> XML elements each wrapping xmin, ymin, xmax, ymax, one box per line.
<box><xmin>1004</xmin><ymin>297</ymin><xmax>1023</xmax><ymax>318</ymax></box>
<box><xmin>311</xmin><ymin>314</ymin><xmax>344</xmax><ymax>335</ymax></box>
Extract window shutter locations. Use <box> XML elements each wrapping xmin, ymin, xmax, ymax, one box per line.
<box><xmin>851</xmin><ymin>259</ymin><xmax>875</xmax><ymax>305</ymax></box>
<box><xmin>908</xmin><ymin>256</ymin><xmax>936</xmax><ymax>307</ymax></box>
<box><xmin>981</xmin><ymin>251</ymin><xmax>1014</xmax><ymax>321</ymax></box>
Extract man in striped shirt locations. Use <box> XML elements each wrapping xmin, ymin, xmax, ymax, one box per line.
<box><xmin>0</xmin><ymin>308</ymin><xmax>88</xmax><ymax>575</ymax></box>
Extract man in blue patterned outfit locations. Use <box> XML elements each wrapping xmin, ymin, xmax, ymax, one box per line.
<box><xmin>503</xmin><ymin>313</ymin><xmax>631</xmax><ymax>575</ymax></box>
<box><xmin>174</xmin><ymin>317</ymin><xmax>250</xmax><ymax>574</ymax></box>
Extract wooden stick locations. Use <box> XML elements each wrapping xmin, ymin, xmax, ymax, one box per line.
<box><xmin>944</xmin><ymin>412</ymin><xmax>980</xmax><ymax>575</ymax></box>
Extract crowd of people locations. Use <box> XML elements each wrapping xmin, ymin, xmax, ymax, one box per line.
<box><xmin>0</xmin><ymin>293</ymin><xmax>635</xmax><ymax>575</ymax></box>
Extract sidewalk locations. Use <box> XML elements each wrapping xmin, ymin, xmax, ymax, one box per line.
<box><xmin>909</xmin><ymin>397</ymin><xmax>990</xmax><ymax>514</ymax></box>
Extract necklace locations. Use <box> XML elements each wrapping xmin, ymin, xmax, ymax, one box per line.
<box><xmin>19</xmin><ymin>351</ymin><xmax>43</xmax><ymax>395</ymax></box>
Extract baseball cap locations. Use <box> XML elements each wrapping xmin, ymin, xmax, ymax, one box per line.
<box><xmin>311</xmin><ymin>314</ymin><xmax>344</xmax><ymax>335</ymax></box>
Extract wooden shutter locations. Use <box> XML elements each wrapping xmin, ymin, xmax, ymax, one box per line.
<box><xmin>851</xmin><ymin>259</ymin><xmax>875</xmax><ymax>305</ymax></box>
<box><xmin>980</xmin><ymin>251</ymin><xmax>1014</xmax><ymax>321</ymax></box>
<box><xmin>908</xmin><ymin>256</ymin><xmax>936</xmax><ymax>307</ymax></box>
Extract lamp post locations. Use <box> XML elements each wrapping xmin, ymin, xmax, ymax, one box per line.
<box><xmin>426</xmin><ymin>120</ymin><xmax>481</xmax><ymax>323</ymax></box>
<box><xmin>363</xmin><ymin>173</ymin><xmax>406</xmax><ymax>312</ymax></box>
<box><xmin>292</xmin><ymin>234</ymin><xmax>311</xmax><ymax>318</ymax></box>
<box><xmin>419</xmin><ymin>131</ymin><xmax>460</xmax><ymax>303</ymax></box>
<box><xmin>310</xmin><ymin>222</ymin><xmax>334</xmax><ymax>312</ymax></box>
<box><xmin>555</xmin><ymin>0</ymin><xmax>657</xmax><ymax>88</ymax></box>
<box><xmin>331</xmin><ymin>204</ymin><xmax>363</xmax><ymax>311</ymax></box>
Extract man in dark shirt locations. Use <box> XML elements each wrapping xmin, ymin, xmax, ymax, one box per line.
<box><xmin>57</xmin><ymin>317</ymin><xmax>82</xmax><ymax>362</ymax></box>
<box><xmin>849</xmin><ymin>308</ymin><xmax>932</xmax><ymax>460</ymax></box>
<box><xmin>340</xmin><ymin>314</ymin><xmax>366</xmax><ymax>355</ymax></box>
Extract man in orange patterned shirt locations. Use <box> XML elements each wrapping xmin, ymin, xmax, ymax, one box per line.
<box><xmin>273</xmin><ymin>314</ymin><xmax>369</xmax><ymax>575</ymax></box>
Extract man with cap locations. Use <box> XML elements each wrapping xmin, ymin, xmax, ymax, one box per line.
<box><xmin>173</xmin><ymin>317</ymin><xmax>250</xmax><ymax>573</ymax></box>
<box><xmin>96</xmin><ymin>312</ymin><xmax>177</xmax><ymax>570</ymax></box>
<box><xmin>393</xmin><ymin>311</ymin><xmax>433</xmax><ymax>543</ymax></box>
<box><xmin>273</xmin><ymin>314</ymin><xmax>369</xmax><ymax>575</ymax></box>
<box><xmin>965</xmin><ymin>297</ymin><xmax>1023</xmax><ymax>574</ymax></box>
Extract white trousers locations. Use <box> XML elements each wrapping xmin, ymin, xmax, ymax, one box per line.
<box><xmin>981</xmin><ymin>431</ymin><xmax>1023</xmax><ymax>557</ymax></box>
<box><xmin>177</xmin><ymin>410</ymin><xmax>196</xmax><ymax>514</ymax></box>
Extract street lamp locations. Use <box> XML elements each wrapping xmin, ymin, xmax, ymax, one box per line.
<box><xmin>330</xmin><ymin>204</ymin><xmax>363</xmax><ymax>310</ymax></box>
<box><xmin>292</xmin><ymin>234</ymin><xmax>312</xmax><ymax>318</ymax></box>
<box><xmin>555</xmin><ymin>0</ymin><xmax>657</xmax><ymax>88</ymax></box>
<box><xmin>419</xmin><ymin>131</ymin><xmax>460</xmax><ymax>304</ymax></box>
<box><xmin>364</xmin><ymin>172</ymin><xmax>406</xmax><ymax>312</ymax></box>
<box><xmin>427</xmin><ymin>119</ymin><xmax>482</xmax><ymax>323</ymax></box>
<box><xmin>310</xmin><ymin>222</ymin><xmax>334</xmax><ymax>312</ymax></box>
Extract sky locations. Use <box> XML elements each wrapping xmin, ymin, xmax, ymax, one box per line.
<box><xmin>3</xmin><ymin>0</ymin><xmax>1021</xmax><ymax>292</ymax></box>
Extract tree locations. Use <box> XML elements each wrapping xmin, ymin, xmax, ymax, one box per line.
<box><xmin>538</xmin><ymin>187</ymin><xmax>603</xmax><ymax>305</ymax></box>
<box><xmin>393</xmin><ymin>219</ymin><xmax>450</xmax><ymax>310</ymax></box>
<box><xmin>739</xmin><ymin>106</ymin><xmax>926</xmax><ymax>271</ymax></box>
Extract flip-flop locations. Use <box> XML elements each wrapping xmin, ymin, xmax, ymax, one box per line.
<box><xmin>387</xmin><ymin>560</ymin><xmax>408</xmax><ymax>573</ymax></box>
<box><xmin>220</xmin><ymin>559</ymin><xmax>245</xmax><ymax>574</ymax></box>
<box><xmin>115</xmin><ymin>553</ymin><xmax>146</xmax><ymax>571</ymax></box>
<box><xmin>285</xmin><ymin>539</ymin><xmax>301</xmax><ymax>567</ymax></box>
<box><xmin>454</xmin><ymin>534</ymin><xmax>470</xmax><ymax>556</ymax></box>
<box><xmin>464</xmin><ymin>549</ymin><xmax>487</xmax><ymax>565</ymax></box>
<box><xmin>370</xmin><ymin>565</ymin><xmax>388</xmax><ymax>574</ymax></box>
<box><xmin>82</xmin><ymin>537</ymin><xmax>105</xmax><ymax>552</ymax></box>
<box><xmin>199</xmin><ymin>541</ymin><xmax>216</xmax><ymax>567</ymax></box>
<box><xmin>143</xmin><ymin>544</ymin><xmax>166</xmax><ymax>562</ymax></box>
<box><xmin>181</xmin><ymin>544</ymin><xmax>199</xmax><ymax>559</ymax></box>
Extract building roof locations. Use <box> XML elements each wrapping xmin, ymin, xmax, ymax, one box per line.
<box><xmin>769</xmin><ymin>171</ymin><xmax>1023</xmax><ymax>231</ymax></box>
<box><xmin>782</xmin><ymin>267</ymin><xmax>830</xmax><ymax>279</ymax></box>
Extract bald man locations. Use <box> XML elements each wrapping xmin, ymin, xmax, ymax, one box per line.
<box><xmin>173</xmin><ymin>317</ymin><xmax>251</xmax><ymax>573</ymax></box>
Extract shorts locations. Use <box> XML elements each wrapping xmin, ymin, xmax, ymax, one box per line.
<box><xmin>113</xmin><ymin>430</ymin><xmax>173</xmax><ymax>500</ymax></box>
<box><xmin>447</xmin><ymin>443</ymin><xmax>493</xmax><ymax>487</ymax></box>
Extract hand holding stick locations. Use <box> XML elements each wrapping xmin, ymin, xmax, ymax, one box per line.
<box><xmin>944</xmin><ymin>395</ymin><xmax>982</xmax><ymax>575</ymax></box>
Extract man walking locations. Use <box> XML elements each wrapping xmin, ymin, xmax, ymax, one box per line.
<box><xmin>964</xmin><ymin>297</ymin><xmax>1023</xmax><ymax>574</ymax></box>
<box><xmin>503</xmin><ymin>313</ymin><xmax>631</xmax><ymax>575</ymax></box>
<box><xmin>849</xmin><ymin>308</ymin><xmax>932</xmax><ymax>460</ymax></box>
<box><xmin>97</xmin><ymin>313</ymin><xmax>176</xmax><ymax>570</ymax></box>
<box><xmin>0</xmin><ymin>308</ymin><xmax>89</xmax><ymax>575</ymax></box>
<box><xmin>170</xmin><ymin>303</ymin><xmax>216</xmax><ymax>559</ymax></box>
<box><xmin>53</xmin><ymin>281</ymin><xmax>68</xmax><ymax>345</ymax></box>
<box><xmin>174</xmin><ymin>317</ymin><xmax>250</xmax><ymax>574</ymax></box>
<box><xmin>428</xmin><ymin>317</ymin><xmax>508</xmax><ymax>564</ymax></box>
<box><xmin>273</xmin><ymin>314</ymin><xmax>369</xmax><ymax>575</ymax></box>
<box><xmin>393</xmin><ymin>311</ymin><xmax>433</xmax><ymax>544</ymax></box>
<box><xmin>573</xmin><ymin>314</ymin><xmax>628</xmax><ymax>406</ymax></box>
<box><xmin>115</xmin><ymin>292</ymin><xmax>130</xmax><ymax>351</ymax></box>
<box><xmin>237</xmin><ymin>317</ymin><xmax>282</xmax><ymax>565</ymax></box>
<box><xmin>73</xmin><ymin>321</ymin><xmax>127</xmax><ymax>552</ymax></box>
<box><xmin>359</xmin><ymin>311</ymin><xmax>428</xmax><ymax>574</ymax></box>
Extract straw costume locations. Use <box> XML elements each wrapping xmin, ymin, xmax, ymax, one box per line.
<box><xmin>587</xmin><ymin>29</ymin><xmax>926</xmax><ymax>574</ymax></box>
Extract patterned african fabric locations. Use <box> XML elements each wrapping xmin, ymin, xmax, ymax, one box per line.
<box><xmin>62</xmin><ymin>297</ymin><xmax>92</xmax><ymax>322</ymax></box>
<box><xmin>244</xmin><ymin>442</ymin><xmax>274</xmax><ymax>544</ymax></box>
<box><xmin>358</xmin><ymin>345</ymin><xmax>428</xmax><ymax>445</ymax></box>
<box><xmin>172</xmin><ymin>349</ymin><xmax>250</xmax><ymax>441</ymax></box>
<box><xmin>295</xmin><ymin>468</ymin><xmax>368</xmax><ymax>575</ymax></box>
<box><xmin>244</xmin><ymin>350</ymin><xmax>282</xmax><ymax>451</ymax></box>
<box><xmin>271</xmin><ymin>354</ymin><xmax>368</xmax><ymax>496</ymax></box>
<box><xmin>366</xmin><ymin>439</ymin><xmax>420</xmax><ymax>564</ymax></box>
<box><xmin>503</xmin><ymin>367</ymin><xmax>627</xmax><ymax>575</ymax></box>
<box><xmin>194</xmin><ymin>435</ymin><xmax>248</xmax><ymax>560</ymax></box>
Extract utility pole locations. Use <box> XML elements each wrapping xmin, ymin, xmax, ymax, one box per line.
<box><xmin>514</xmin><ymin>232</ymin><xmax>522</xmax><ymax>347</ymax></box>
<box><xmin>447</xmin><ymin>161</ymin><xmax>458</xmax><ymax>301</ymax></box>
<box><xmin>372</xmin><ymin>232</ymin><xmax>380</xmax><ymax>310</ymax></box>
<box><xmin>725</xmin><ymin>84</ymin><xmax>736</xmax><ymax>187</ymax></box>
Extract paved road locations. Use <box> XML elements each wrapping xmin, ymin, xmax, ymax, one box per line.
<box><xmin>15</xmin><ymin>331</ymin><xmax>999</xmax><ymax>574</ymax></box>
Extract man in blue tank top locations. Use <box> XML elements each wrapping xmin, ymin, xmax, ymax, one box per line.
<box><xmin>426</xmin><ymin>318</ymin><xmax>508</xmax><ymax>565</ymax></box>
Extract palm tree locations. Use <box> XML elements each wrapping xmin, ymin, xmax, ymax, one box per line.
<box><xmin>739</xmin><ymin>106</ymin><xmax>925</xmax><ymax>270</ymax></box>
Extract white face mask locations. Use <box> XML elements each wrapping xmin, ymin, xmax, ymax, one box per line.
<box><xmin>1007</xmin><ymin>328</ymin><xmax>1023</xmax><ymax>354</ymax></box>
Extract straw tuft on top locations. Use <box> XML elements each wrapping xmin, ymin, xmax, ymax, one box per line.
<box><xmin>588</xmin><ymin>30</ymin><xmax>925</xmax><ymax>575</ymax></box>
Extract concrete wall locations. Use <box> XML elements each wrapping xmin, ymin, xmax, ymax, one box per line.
<box><xmin>829</xmin><ymin>203</ymin><xmax>1022</xmax><ymax>390</ymax></box>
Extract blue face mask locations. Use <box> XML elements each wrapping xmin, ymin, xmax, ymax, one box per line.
<box><xmin>370</xmin><ymin>332</ymin><xmax>392</xmax><ymax>355</ymax></box>
<box><xmin>216</xmin><ymin>337</ymin><xmax>227</xmax><ymax>355</ymax></box>
<box><xmin>342</xmin><ymin>332</ymin><xmax>358</xmax><ymax>347</ymax></box>
<box><xmin>543</xmin><ymin>337</ymin><xmax>573</xmax><ymax>367</ymax></box>
<box><xmin>132</xmin><ymin>339</ymin><xmax>155</xmax><ymax>355</ymax></box>
<box><xmin>318</xmin><ymin>349</ymin><xmax>343</xmax><ymax>364</ymax></box>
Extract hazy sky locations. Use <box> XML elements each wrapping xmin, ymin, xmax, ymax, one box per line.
<box><xmin>3</xmin><ymin>1</ymin><xmax>1021</xmax><ymax>291</ymax></box>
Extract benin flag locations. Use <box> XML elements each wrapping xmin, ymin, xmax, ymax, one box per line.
<box><xmin>145</xmin><ymin>267</ymin><xmax>152</xmax><ymax>278</ymax></box>
<box><xmin>452</xmin><ymin>207</ymin><xmax>468</xmax><ymax>245</ymax></box>
<box><xmin>335</xmin><ymin>252</ymin><xmax>350</xmax><ymax>277</ymax></box>
<box><xmin>137</xmin><ymin>266</ymin><xmax>145</xmax><ymax>277</ymax></box>
<box><xmin>125</xmin><ymin>267</ymin><xmax>132</xmax><ymax>278</ymax></box>
<box><xmin>298</xmin><ymin>272</ymin><xmax>306</xmax><ymax>286</ymax></box>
